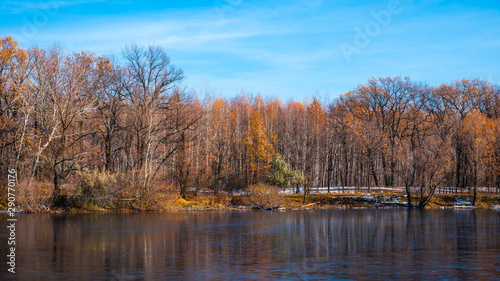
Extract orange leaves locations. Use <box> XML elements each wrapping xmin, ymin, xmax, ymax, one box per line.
<box><xmin>211</xmin><ymin>98</ymin><xmax>227</xmax><ymax>119</ymax></box>
<box><xmin>0</xmin><ymin>36</ymin><xmax>31</xmax><ymax>134</ymax></box>
<box><xmin>244</xmin><ymin>109</ymin><xmax>275</xmax><ymax>176</ymax></box>
<box><xmin>209</xmin><ymin>97</ymin><xmax>230</xmax><ymax>146</ymax></box>
<box><xmin>438</xmin><ymin>78</ymin><xmax>496</xmax><ymax>118</ymax></box>
<box><xmin>74</xmin><ymin>51</ymin><xmax>95</xmax><ymax>65</ymax></box>
<box><xmin>286</xmin><ymin>100</ymin><xmax>304</xmax><ymax>117</ymax></box>
<box><xmin>307</xmin><ymin>97</ymin><xmax>325</xmax><ymax>129</ymax></box>
<box><xmin>70</xmin><ymin>51</ymin><xmax>106</xmax><ymax>75</ymax></box>
<box><xmin>207</xmin><ymin>95</ymin><xmax>283</xmax><ymax>183</ymax></box>
<box><xmin>0</xmin><ymin>36</ymin><xmax>28</xmax><ymax>71</ymax></box>
<box><xmin>0</xmin><ymin>36</ymin><xmax>30</xmax><ymax>94</ymax></box>
<box><xmin>97</xmin><ymin>56</ymin><xmax>113</xmax><ymax>73</ymax></box>
<box><xmin>460</xmin><ymin>109</ymin><xmax>496</xmax><ymax>162</ymax></box>
<box><xmin>209</xmin><ymin>98</ymin><xmax>229</xmax><ymax>136</ymax></box>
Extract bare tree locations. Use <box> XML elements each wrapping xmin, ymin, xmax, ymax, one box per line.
<box><xmin>122</xmin><ymin>44</ymin><xmax>183</xmax><ymax>190</ymax></box>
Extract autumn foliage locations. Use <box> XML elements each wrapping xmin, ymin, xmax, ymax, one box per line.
<box><xmin>1</xmin><ymin>37</ymin><xmax>500</xmax><ymax>210</ymax></box>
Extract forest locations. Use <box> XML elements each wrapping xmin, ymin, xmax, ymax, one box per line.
<box><xmin>1</xmin><ymin>36</ymin><xmax>500</xmax><ymax>211</ymax></box>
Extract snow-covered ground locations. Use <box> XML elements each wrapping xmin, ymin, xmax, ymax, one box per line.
<box><xmin>280</xmin><ymin>186</ymin><xmax>405</xmax><ymax>195</ymax></box>
<box><xmin>193</xmin><ymin>186</ymin><xmax>499</xmax><ymax>196</ymax></box>
<box><xmin>280</xmin><ymin>186</ymin><xmax>500</xmax><ymax>195</ymax></box>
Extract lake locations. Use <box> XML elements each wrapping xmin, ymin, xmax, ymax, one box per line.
<box><xmin>1</xmin><ymin>209</ymin><xmax>499</xmax><ymax>280</ymax></box>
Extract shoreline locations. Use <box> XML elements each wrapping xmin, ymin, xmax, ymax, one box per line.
<box><xmin>2</xmin><ymin>193</ymin><xmax>499</xmax><ymax>214</ymax></box>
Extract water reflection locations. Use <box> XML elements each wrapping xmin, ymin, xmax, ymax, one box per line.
<box><xmin>1</xmin><ymin>210</ymin><xmax>499</xmax><ymax>280</ymax></box>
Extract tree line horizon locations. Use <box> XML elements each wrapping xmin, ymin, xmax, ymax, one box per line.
<box><xmin>1</xmin><ymin>36</ymin><xmax>500</xmax><ymax>209</ymax></box>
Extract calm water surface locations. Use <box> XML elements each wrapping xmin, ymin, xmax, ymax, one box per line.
<box><xmin>1</xmin><ymin>209</ymin><xmax>499</xmax><ymax>280</ymax></box>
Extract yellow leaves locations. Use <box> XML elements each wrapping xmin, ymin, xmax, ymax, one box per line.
<box><xmin>244</xmin><ymin>109</ymin><xmax>275</xmax><ymax>176</ymax></box>
<box><xmin>254</xmin><ymin>94</ymin><xmax>264</xmax><ymax>110</ymax></box>
<box><xmin>307</xmin><ymin>97</ymin><xmax>325</xmax><ymax>128</ymax></box>
<box><xmin>69</xmin><ymin>51</ymin><xmax>116</xmax><ymax>77</ymax></box>
<box><xmin>209</xmin><ymin>98</ymin><xmax>229</xmax><ymax>135</ymax></box>
<box><xmin>286</xmin><ymin>101</ymin><xmax>304</xmax><ymax>118</ymax></box>
<box><xmin>461</xmin><ymin>110</ymin><xmax>495</xmax><ymax>141</ymax></box>
<box><xmin>0</xmin><ymin>36</ymin><xmax>19</xmax><ymax>61</ymax></box>
<box><xmin>212</xmin><ymin>98</ymin><xmax>226</xmax><ymax>114</ymax></box>
<box><xmin>460</xmin><ymin>109</ymin><xmax>496</xmax><ymax>163</ymax></box>
<box><xmin>264</xmin><ymin>98</ymin><xmax>282</xmax><ymax>123</ymax></box>
<box><xmin>0</xmin><ymin>36</ymin><xmax>29</xmax><ymax>75</ymax></box>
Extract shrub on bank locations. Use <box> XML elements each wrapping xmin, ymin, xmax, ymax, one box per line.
<box><xmin>14</xmin><ymin>180</ymin><xmax>51</xmax><ymax>212</ymax></box>
<box><xmin>247</xmin><ymin>183</ymin><xmax>285</xmax><ymax>207</ymax></box>
<box><xmin>133</xmin><ymin>182</ymin><xmax>181</xmax><ymax>211</ymax></box>
<box><xmin>76</xmin><ymin>169</ymin><xmax>128</xmax><ymax>208</ymax></box>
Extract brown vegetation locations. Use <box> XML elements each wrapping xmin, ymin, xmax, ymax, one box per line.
<box><xmin>246</xmin><ymin>183</ymin><xmax>285</xmax><ymax>208</ymax></box>
<box><xmin>1</xmin><ymin>36</ymin><xmax>500</xmax><ymax>212</ymax></box>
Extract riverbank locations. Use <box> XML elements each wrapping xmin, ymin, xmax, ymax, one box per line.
<box><xmin>3</xmin><ymin>193</ymin><xmax>500</xmax><ymax>213</ymax></box>
<box><xmin>289</xmin><ymin>193</ymin><xmax>500</xmax><ymax>210</ymax></box>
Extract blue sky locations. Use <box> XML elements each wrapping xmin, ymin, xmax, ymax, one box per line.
<box><xmin>1</xmin><ymin>0</ymin><xmax>500</xmax><ymax>101</ymax></box>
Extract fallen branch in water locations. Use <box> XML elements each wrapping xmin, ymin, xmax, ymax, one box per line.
<box><xmin>302</xmin><ymin>203</ymin><xmax>316</xmax><ymax>208</ymax></box>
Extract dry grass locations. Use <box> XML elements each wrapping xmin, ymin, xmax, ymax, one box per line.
<box><xmin>170</xmin><ymin>194</ymin><xmax>247</xmax><ymax>210</ymax></box>
<box><xmin>3</xmin><ymin>180</ymin><xmax>498</xmax><ymax>213</ymax></box>
<box><xmin>13</xmin><ymin>179</ymin><xmax>52</xmax><ymax>212</ymax></box>
<box><xmin>247</xmin><ymin>183</ymin><xmax>285</xmax><ymax>207</ymax></box>
<box><xmin>428</xmin><ymin>193</ymin><xmax>500</xmax><ymax>207</ymax></box>
<box><xmin>134</xmin><ymin>183</ymin><xmax>180</xmax><ymax>211</ymax></box>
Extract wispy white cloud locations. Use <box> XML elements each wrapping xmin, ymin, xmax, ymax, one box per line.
<box><xmin>2</xmin><ymin>0</ymin><xmax>499</xmax><ymax>100</ymax></box>
<box><xmin>29</xmin><ymin>6</ymin><xmax>304</xmax><ymax>54</ymax></box>
<box><xmin>2</xmin><ymin>0</ymin><xmax>109</xmax><ymax>14</ymax></box>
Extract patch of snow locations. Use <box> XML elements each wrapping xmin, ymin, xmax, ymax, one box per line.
<box><xmin>454</xmin><ymin>198</ymin><xmax>472</xmax><ymax>206</ymax></box>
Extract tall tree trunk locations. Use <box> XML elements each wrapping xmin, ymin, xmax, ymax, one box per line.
<box><xmin>52</xmin><ymin>167</ymin><xmax>61</xmax><ymax>198</ymax></box>
<box><xmin>472</xmin><ymin>161</ymin><xmax>477</xmax><ymax>205</ymax></box>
